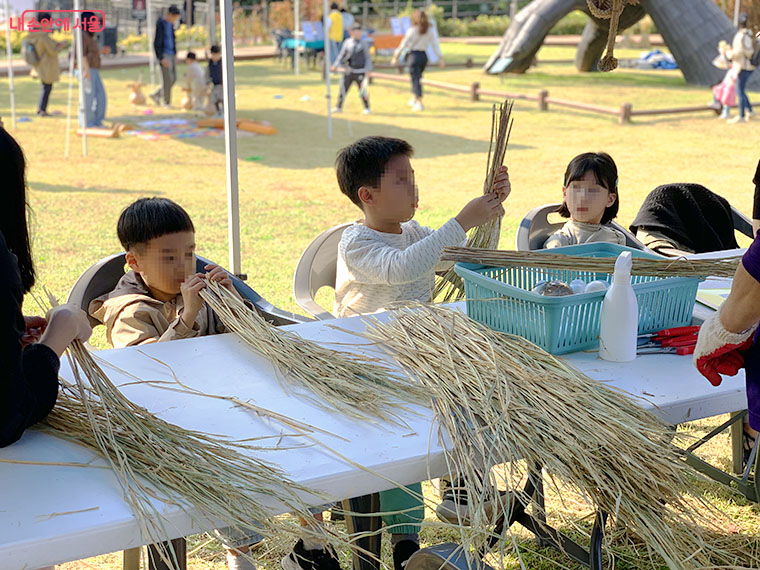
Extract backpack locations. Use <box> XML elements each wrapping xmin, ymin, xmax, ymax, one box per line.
<box><xmin>22</xmin><ymin>38</ymin><xmax>39</xmax><ymax>67</ymax></box>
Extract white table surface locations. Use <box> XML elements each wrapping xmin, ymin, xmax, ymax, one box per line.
<box><xmin>0</xmin><ymin>309</ymin><xmax>747</xmax><ymax>570</ymax></box>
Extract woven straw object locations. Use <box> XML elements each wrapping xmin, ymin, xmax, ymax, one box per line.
<box><xmin>587</xmin><ymin>0</ymin><xmax>640</xmax><ymax>71</ymax></box>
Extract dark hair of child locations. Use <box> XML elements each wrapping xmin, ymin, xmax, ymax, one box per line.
<box><xmin>335</xmin><ymin>136</ymin><xmax>414</xmax><ymax>209</ymax></box>
<box><xmin>556</xmin><ymin>151</ymin><xmax>619</xmax><ymax>224</ymax></box>
<box><xmin>117</xmin><ymin>198</ymin><xmax>195</xmax><ymax>252</ymax></box>
<box><xmin>210</xmin><ymin>44</ymin><xmax>221</xmax><ymax>54</ymax></box>
<box><xmin>187</xmin><ymin>51</ymin><xmax>196</xmax><ymax>60</ymax></box>
<box><xmin>0</xmin><ymin>128</ymin><xmax>35</xmax><ymax>292</ymax></box>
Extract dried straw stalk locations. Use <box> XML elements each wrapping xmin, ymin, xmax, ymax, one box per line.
<box><xmin>199</xmin><ymin>279</ymin><xmax>428</xmax><ymax>426</ymax></box>
<box><xmin>359</xmin><ymin>304</ymin><xmax>756</xmax><ymax>569</ymax></box>
<box><xmin>43</xmin><ymin>340</ymin><xmax>334</xmax><ymax>569</ymax></box>
<box><xmin>441</xmin><ymin>246</ymin><xmax>742</xmax><ymax>279</ymax></box>
<box><xmin>434</xmin><ymin>100</ymin><xmax>514</xmax><ymax>303</ymax></box>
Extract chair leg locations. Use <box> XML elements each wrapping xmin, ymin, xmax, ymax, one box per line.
<box><xmin>123</xmin><ymin>547</ymin><xmax>140</xmax><ymax>570</ymax></box>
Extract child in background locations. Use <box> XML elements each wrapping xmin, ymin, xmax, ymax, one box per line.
<box><xmin>331</xmin><ymin>22</ymin><xmax>372</xmax><ymax>115</ymax></box>
<box><xmin>184</xmin><ymin>51</ymin><xmax>207</xmax><ymax>111</ymax></box>
<box><xmin>89</xmin><ymin>197</ymin><xmax>260</xmax><ymax>570</ymax></box>
<box><xmin>543</xmin><ymin>152</ymin><xmax>625</xmax><ymax>249</ymax></box>
<box><xmin>208</xmin><ymin>44</ymin><xmax>224</xmax><ymax>114</ymax></box>
<box><xmin>328</xmin><ymin>136</ymin><xmax>510</xmax><ymax>569</ymax></box>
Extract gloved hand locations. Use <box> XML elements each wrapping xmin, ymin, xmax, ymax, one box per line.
<box><xmin>694</xmin><ymin>304</ymin><xmax>757</xmax><ymax>386</ymax></box>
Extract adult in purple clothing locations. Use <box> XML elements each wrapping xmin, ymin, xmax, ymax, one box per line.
<box><xmin>695</xmin><ymin>161</ymin><xmax>760</xmax><ymax>458</ymax></box>
<box><xmin>1</xmin><ymin>121</ymin><xmax>91</xmax><ymax>449</ymax></box>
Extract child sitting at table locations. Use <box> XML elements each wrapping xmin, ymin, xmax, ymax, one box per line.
<box><xmin>89</xmin><ymin>197</ymin><xmax>259</xmax><ymax>570</ymax></box>
<box><xmin>543</xmin><ymin>152</ymin><xmax>626</xmax><ymax>249</ymax></box>
<box><xmin>326</xmin><ymin>135</ymin><xmax>510</xmax><ymax>568</ymax></box>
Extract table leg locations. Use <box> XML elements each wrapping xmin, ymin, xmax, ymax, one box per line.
<box><xmin>123</xmin><ymin>547</ymin><xmax>141</xmax><ymax>570</ymax></box>
<box><xmin>343</xmin><ymin>493</ymin><xmax>382</xmax><ymax>570</ymax></box>
<box><xmin>147</xmin><ymin>538</ymin><xmax>187</xmax><ymax>570</ymax></box>
<box><xmin>588</xmin><ymin>511</ymin><xmax>608</xmax><ymax>570</ymax></box>
<box><xmin>730</xmin><ymin>411</ymin><xmax>746</xmax><ymax>475</ymax></box>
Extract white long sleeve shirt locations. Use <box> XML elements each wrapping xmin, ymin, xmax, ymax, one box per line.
<box><xmin>395</xmin><ymin>26</ymin><xmax>443</xmax><ymax>59</ymax></box>
<box><xmin>335</xmin><ymin>218</ymin><xmax>466</xmax><ymax>317</ymax></box>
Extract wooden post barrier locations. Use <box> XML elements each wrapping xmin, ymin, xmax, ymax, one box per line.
<box><xmin>538</xmin><ymin>89</ymin><xmax>548</xmax><ymax>111</ymax></box>
<box><xmin>620</xmin><ymin>102</ymin><xmax>633</xmax><ymax>124</ymax></box>
<box><xmin>470</xmin><ymin>82</ymin><xmax>480</xmax><ymax>102</ymax></box>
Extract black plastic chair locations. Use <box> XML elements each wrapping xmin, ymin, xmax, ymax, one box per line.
<box><xmin>67</xmin><ymin>252</ymin><xmax>311</xmax><ymax>327</ymax></box>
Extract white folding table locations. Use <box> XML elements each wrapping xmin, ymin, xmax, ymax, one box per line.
<box><xmin>0</xmin><ymin>310</ymin><xmax>747</xmax><ymax>570</ymax></box>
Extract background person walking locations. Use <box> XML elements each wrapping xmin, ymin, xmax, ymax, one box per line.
<box><xmin>727</xmin><ymin>12</ymin><xmax>756</xmax><ymax>123</ymax></box>
<box><xmin>25</xmin><ymin>12</ymin><xmax>65</xmax><ymax>117</ymax></box>
<box><xmin>151</xmin><ymin>5</ymin><xmax>181</xmax><ymax>106</ymax></box>
<box><xmin>391</xmin><ymin>10</ymin><xmax>443</xmax><ymax>112</ymax></box>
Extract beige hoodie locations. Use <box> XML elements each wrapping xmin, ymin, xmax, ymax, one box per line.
<box><xmin>89</xmin><ymin>271</ymin><xmax>225</xmax><ymax>348</ymax></box>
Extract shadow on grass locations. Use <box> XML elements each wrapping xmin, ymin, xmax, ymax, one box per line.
<box><xmin>29</xmin><ymin>181</ymin><xmax>157</xmax><ymax>194</ymax></box>
<box><xmin>152</xmin><ymin>107</ymin><xmax>533</xmax><ymax>169</ymax></box>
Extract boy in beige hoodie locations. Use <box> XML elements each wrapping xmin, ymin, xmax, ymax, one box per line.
<box><xmin>89</xmin><ymin>197</ymin><xmax>260</xmax><ymax>570</ymax></box>
<box><xmin>89</xmin><ymin>197</ymin><xmax>232</xmax><ymax>347</ymax></box>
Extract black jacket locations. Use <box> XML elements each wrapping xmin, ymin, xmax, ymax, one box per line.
<box><xmin>153</xmin><ymin>17</ymin><xmax>175</xmax><ymax>60</ymax></box>
<box><xmin>1</xmin><ymin>230</ymin><xmax>59</xmax><ymax>447</ymax></box>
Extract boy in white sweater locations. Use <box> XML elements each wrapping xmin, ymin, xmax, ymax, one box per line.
<box><xmin>335</xmin><ymin>135</ymin><xmax>510</xmax><ymax>317</ymax></box>
<box><xmin>332</xmin><ymin>136</ymin><xmax>510</xmax><ymax>565</ymax></box>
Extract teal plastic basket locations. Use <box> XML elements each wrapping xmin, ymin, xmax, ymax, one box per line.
<box><xmin>454</xmin><ymin>243</ymin><xmax>701</xmax><ymax>355</ymax></box>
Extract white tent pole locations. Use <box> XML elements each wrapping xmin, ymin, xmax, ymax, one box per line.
<box><xmin>294</xmin><ymin>0</ymin><xmax>299</xmax><ymax>75</ymax></box>
<box><xmin>74</xmin><ymin>0</ymin><xmax>86</xmax><ymax>155</ymax></box>
<box><xmin>733</xmin><ymin>0</ymin><xmax>741</xmax><ymax>27</ymax></box>
<box><xmin>64</xmin><ymin>30</ymin><xmax>75</xmax><ymax>157</ymax></box>
<box><xmin>4</xmin><ymin>0</ymin><xmax>16</xmax><ymax>130</ymax></box>
<box><xmin>146</xmin><ymin>0</ymin><xmax>156</xmax><ymax>89</ymax></box>
<box><xmin>323</xmin><ymin>0</ymin><xmax>331</xmax><ymax>139</ymax></box>
<box><xmin>219</xmin><ymin>0</ymin><xmax>241</xmax><ymax>274</ymax></box>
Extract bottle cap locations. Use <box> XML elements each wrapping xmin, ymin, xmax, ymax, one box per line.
<box><xmin>614</xmin><ymin>251</ymin><xmax>633</xmax><ymax>276</ymax></box>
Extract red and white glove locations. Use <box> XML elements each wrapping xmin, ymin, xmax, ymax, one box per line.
<box><xmin>694</xmin><ymin>304</ymin><xmax>757</xmax><ymax>386</ymax></box>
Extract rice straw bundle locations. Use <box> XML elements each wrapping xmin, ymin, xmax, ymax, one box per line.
<box><xmin>441</xmin><ymin>246</ymin><xmax>742</xmax><ymax>279</ymax></box>
<box><xmin>359</xmin><ymin>304</ymin><xmax>755</xmax><ymax>569</ymax></box>
<box><xmin>44</xmin><ymin>340</ymin><xmax>333</xmax><ymax>569</ymax></box>
<box><xmin>199</xmin><ymin>280</ymin><xmax>428</xmax><ymax>426</ymax></box>
<box><xmin>434</xmin><ymin>100</ymin><xmax>514</xmax><ymax>303</ymax></box>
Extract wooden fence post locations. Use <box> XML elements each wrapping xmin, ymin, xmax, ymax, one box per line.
<box><xmin>619</xmin><ymin>102</ymin><xmax>632</xmax><ymax>124</ymax></box>
<box><xmin>362</xmin><ymin>0</ymin><xmax>368</xmax><ymax>26</ymax></box>
<box><xmin>452</xmin><ymin>0</ymin><xmax>458</xmax><ymax>19</ymax></box>
<box><xmin>538</xmin><ymin>89</ymin><xmax>548</xmax><ymax>111</ymax></box>
<box><xmin>470</xmin><ymin>82</ymin><xmax>480</xmax><ymax>101</ymax></box>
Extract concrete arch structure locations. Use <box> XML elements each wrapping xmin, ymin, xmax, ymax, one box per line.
<box><xmin>485</xmin><ymin>0</ymin><xmax>760</xmax><ymax>90</ymax></box>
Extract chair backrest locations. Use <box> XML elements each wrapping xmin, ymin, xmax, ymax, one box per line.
<box><xmin>515</xmin><ymin>203</ymin><xmax>650</xmax><ymax>252</ymax></box>
<box><xmin>312</xmin><ymin>20</ymin><xmax>324</xmax><ymax>40</ymax></box>
<box><xmin>301</xmin><ymin>21</ymin><xmax>315</xmax><ymax>41</ymax></box>
<box><xmin>292</xmin><ymin>222</ymin><xmax>352</xmax><ymax>320</ymax></box>
<box><xmin>67</xmin><ymin>253</ymin><xmax>310</xmax><ymax>328</ymax></box>
<box><xmin>732</xmin><ymin>206</ymin><xmax>754</xmax><ymax>239</ymax></box>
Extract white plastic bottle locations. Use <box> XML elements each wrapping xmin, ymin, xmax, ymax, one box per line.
<box><xmin>599</xmin><ymin>251</ymin><xmax>638</xmax><ymax>362</ymax></box>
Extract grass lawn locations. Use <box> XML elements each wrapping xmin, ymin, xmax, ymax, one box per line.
<box><xmin>3</xmin><ymin>42</ymin><xmax>759</xmax><ymax>569</ymax></box>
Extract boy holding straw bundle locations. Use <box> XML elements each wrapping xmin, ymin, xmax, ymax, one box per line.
<box><xmin>330</xmin><ymin>136</ymin><xmax>510</xmax><ymax>563</ymax></box>
<box><xmin>89</xmin><ymin>197</ymin><xmax>261</xmax><ymax>570</ymax></box>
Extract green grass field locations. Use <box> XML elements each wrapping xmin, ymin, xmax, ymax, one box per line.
<box><xmin>5</xmin><ymin>42</ymin><xmax>760</xmax><ymax>569</ymax></box>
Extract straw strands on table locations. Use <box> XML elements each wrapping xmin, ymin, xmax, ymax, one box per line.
<box><xmin>434</xmin><ymin>100</ymin><xmax>514</xmax><ymax>303</ymax></box>
<box><xmin>359</xmin><ymin>304</ymin><xmax>754</xmax><ymax>569</ymax></box>
<box><xmin>43</xmin><ymin>340</ymin><xmax>332</xmax><ymax>569</ymax></box>
<box><xmin>199</xmin><ymin>280</ymin><xmax>428</xmax><ymax>426</ymax></box>
<box><xmin>441</xmin><ymin>246</ymin><xmax>742</xmax><ymax>278</ymax></box>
